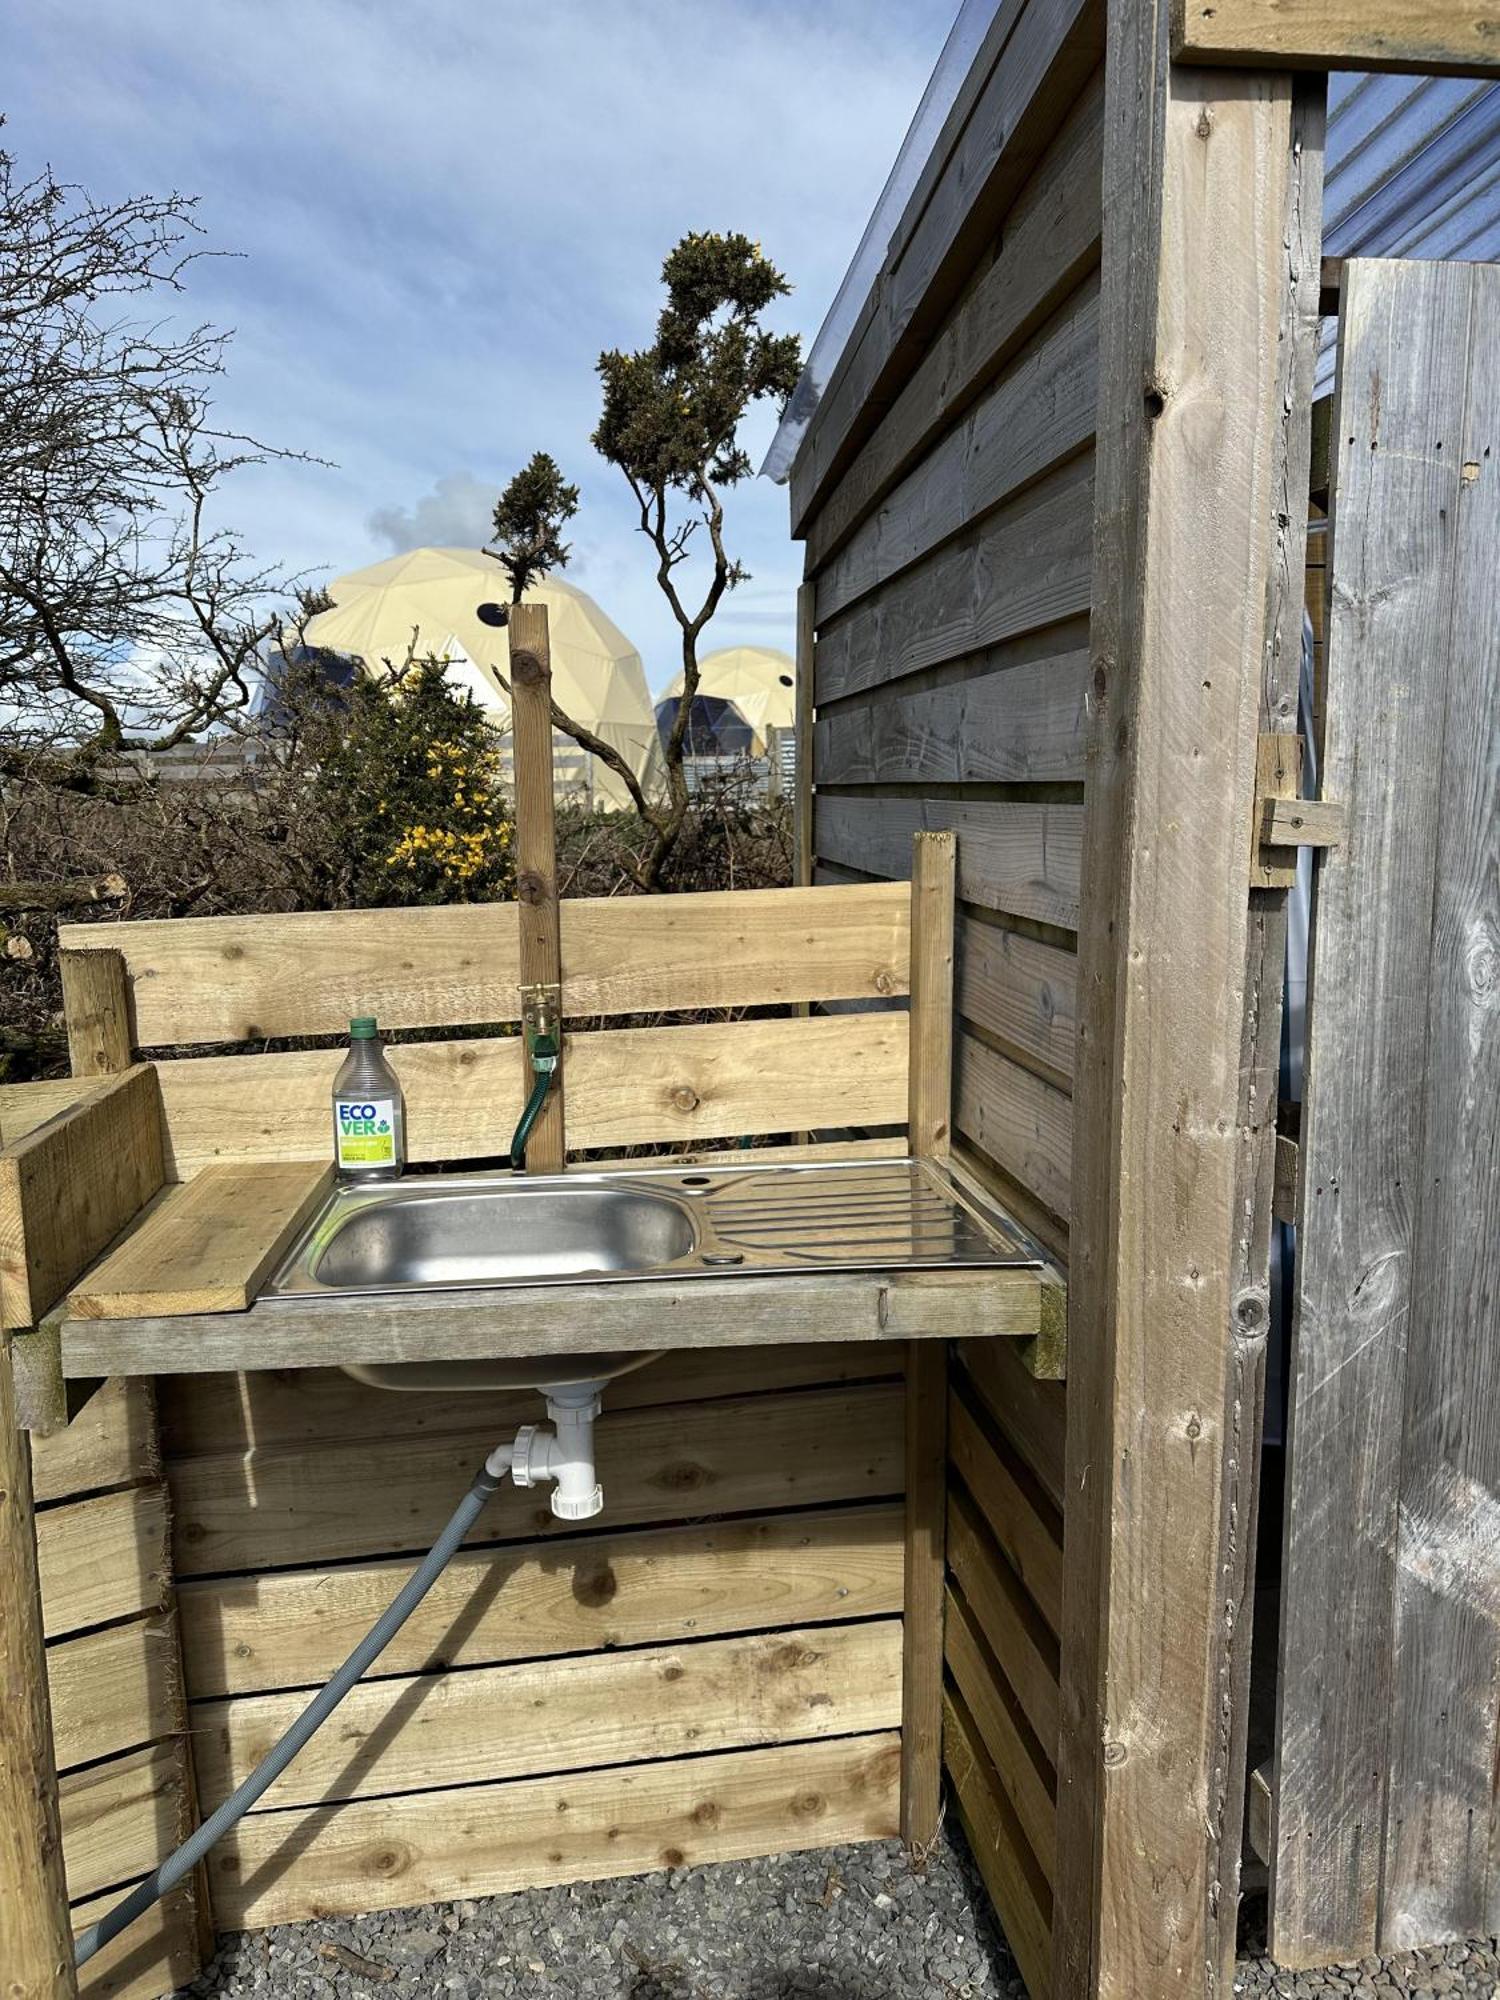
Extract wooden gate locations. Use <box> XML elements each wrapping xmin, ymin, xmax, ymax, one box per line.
<box><xmin>1271</xmin><ymin>255</ymin><xmax>1500</xmax><ymax>1964</ymax></box>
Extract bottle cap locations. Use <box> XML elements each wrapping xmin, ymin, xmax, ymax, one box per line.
<box><xmin>349</xmin><ymin>1016</ymin><xmax>378</xmax><ymax>1039</ymax></box>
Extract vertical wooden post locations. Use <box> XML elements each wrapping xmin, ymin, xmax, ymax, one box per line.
<box><xmin>0</xmin><ymin>1337</ymin><xmax>79</xmax><ymax>1998</ymax></box>
<box><xmin>59</xmin><ymin>949</ymin><xmax>132</xmax><ymax>1077</ymax></box>
<box><xmin>794</xmin><ymin>581</ymin><xmax>816</xmax><ymax>889</ymax></box>
<box><xmin>507</xmin><ymin>602</ymin><xmax>566</xmax><ymax>1173</ymax></box>
<box><xmin>1055</xmin><ymin>7</ymin><xmax>1311</xmax><ymax>1994</ymax></box>
<box><xmin>901</xmin><ymin>830</ymin><xmax>957</xmax><ymax>1850</ymax></box>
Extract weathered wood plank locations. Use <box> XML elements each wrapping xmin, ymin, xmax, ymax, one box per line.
<box><xmin>193</xmin><ymin>1619</ymin><xmax>901</xmax><ymax>1813</ymax></box>
<box><xmin>954</xmin><ymin>1031</ymin><xmax>1072</xmax><ymax>1223</ymax></box>
<box><xmin>59</xmin><ymin>948</ymin><xmax>133</xmax><ymax>1076</ymax></box>
<box><xmin>209</xmin><ymin>1733</ymin><xmax>901</xmax><ymax>1930</ymax></box>
<box><xmin>948</xmin><ymin>1387</ymin><xmax>1064</xmax><ymax>1634</ymax></box>
<box><xmin>30</xmin><ymin>1378</ymin><xmax>159</xmax><ymax>1506</ymax></box>
<box><xmin>179</xmin><ymin>1501</ymin><xmax>905</xmax><ymax>1700</ymax></box>
<box><xmin>907</xmin><ymin>832</ymin><xmax>957</xmax><ymax>1160</ymax></box>
<box><xmin>46</xmin><ymin>1614</ymin><xmax>180</xmax><ymax>1775</ymax></box>
<box><xmin>1271</xmin><ymin>257</ymin><xmax>1477</xmax><ymax>1969</ymax></box>
<box><xmin>955</xmin><ymin>1336</ymin><xmax>1067</xmax><ymax>1513</ymax></box>
<box><xmin>70</xmin><ymin>1883</ymin><xmax>201</xmax><ymax>2000</ymax></box>
<box><xmin>901</xmin><ymin>1339</ymin><xmax>949</xmax><ymax>1849</ymax></box>
<box><xmin>947</xmin><ymin>1486</ymin><xmax>1060</xmax><ymax>1757</ymax></box>
<box><xmin>944</xmin><ymin>1686</ymin><xmax>1054</xmax><ymax>2000</ymax></box>
<box><xmin>815</xmin><ymin>451</ymin><xmax>1095</xmax><ymax>705</ymax></box>
<box><xmin>167</xmin><ymin>1381</ymin><xmax>905</xmax><ymax>1575</ymax></box>
<box><xmin>58</xmin><ymin>1740</ymin><xmax>191</xmax><ymax>1906</ymax></box>
<box><xmin>958</xmin><ymin>918</ymin><xmax>1077</xmax><ymax>1092</ymax></box>
<box><xmin>815</xmin><ymin>795</ymin><xmax>1083</xmax><ymax>931</ymax></box>
<box><xmin>35</xmin><ymin>1485</ymin><xmax>172</xmax><ymax>1640</ymax></box>
<box><xmin>1172</xmin><ymin>0</ymin><xmax>1500</xmax><ymax>75</ymax></box>
<box><xmin>508</xmin><ymin>602</ymin><xmax>566</xmax><ymax>1170</ymax></box>
<box><xmin>945</xmin><ymin>1582</ymin><xmax>1057</xmax><ymax>1881</ymax></box>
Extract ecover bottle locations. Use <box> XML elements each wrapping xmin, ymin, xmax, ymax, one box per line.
<box><xmin>333</xmin><ymin>1017</ymin><xmax>406</xmax><ymax>1181</ymax></box>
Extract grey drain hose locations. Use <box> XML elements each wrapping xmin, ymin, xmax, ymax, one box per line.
<box><xmin>75</xmin><ymin>1448</ymin><xmax>512</xmax><ymax>1969</ymax></box>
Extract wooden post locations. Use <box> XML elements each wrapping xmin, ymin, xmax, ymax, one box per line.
<box><xmin>1055</xmin><ymin>8</ymin><xmax>1312</xmax><ymax>1994</ymax></box>
<box><xmin>901</xmin><ymin>831</ymin><xmax>957</xmax><ymax>1850</ymax></box>
<box><xmin>794</xmin><ymin>581</ymin><xmax>815</xmax><ymax>889</ymax></box>
<box><xmin>0</xmin><ymin>1337</ymin><xmax>80</xmax><ymax>1998</ymax></box>
<box><xmin>507</xmin><ymin>603</ymin><xmax>565</xmax><ymax>1174</ymax></box>
<box><xmin>59</xmin><ymin>949</ymin><xmax>132</xmax><ymax>1077</ymax></box>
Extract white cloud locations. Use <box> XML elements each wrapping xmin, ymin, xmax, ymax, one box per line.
<box><xmin>367</xmin><ymin>472</ymin><xmax>497</xmax><ymax>555</ymax></box>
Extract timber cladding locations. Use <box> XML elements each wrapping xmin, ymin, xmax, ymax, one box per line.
<box><xmin>792</xmin><ymin>5</ymin><xmax>1102</xmax><ymax>1990</ymax></box>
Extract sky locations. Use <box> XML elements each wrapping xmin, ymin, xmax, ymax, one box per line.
<box><xmin>8</xmin><ymin>0</ymin><xmax>957</xmax><ymax>692</ymax></box>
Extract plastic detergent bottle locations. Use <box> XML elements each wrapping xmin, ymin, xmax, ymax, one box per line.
<box><xmin>333</xmin><ymin>1017</ymin><xmax>406</xmax><ymax>1181</ymax></box>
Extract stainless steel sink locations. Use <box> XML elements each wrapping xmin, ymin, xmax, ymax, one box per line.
<box><xmin>265</xmin><ymin>1158</ymin><xmax>1041</xmax><ymax>1302</ymax></box>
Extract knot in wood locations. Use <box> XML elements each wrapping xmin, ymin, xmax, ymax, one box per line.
<box><xmin>516</xmin><ymin>870</ymin><xmax>548</xmax><ymax>906</ymax></box>
<box><xmin>671</xmin><ymin>1084</ymin><xmax>700</xmax><ymax>1113</ymax></box>
<box><xmin>1103</xmin><ymin>1739</ymin><xmax>1127</xmax><ymax>1768</ymax></box>
<box><xmin>511</xmin><ymin>650</ymin><xmax>548</xmax><ymax>688</ymax></box>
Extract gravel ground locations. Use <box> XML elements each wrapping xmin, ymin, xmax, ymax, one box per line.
<box><xmin>178</xmin><ymin>1831</ymin><xmax>1500</xmax><ymax>1999</ymax></box>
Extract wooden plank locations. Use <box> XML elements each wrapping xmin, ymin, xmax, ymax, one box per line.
<box><xmin>958</xmin><ymin>918</ymin><xmax>1077</xmax><ymax>1093</ymax></box>
<box><xmin>947</xmin><ymin>1486</ymin><xmax>1059</xmax><ymax>1757</ymax></box>
<box><xmin>1172</xmin><ymin>0</ymin><xmax>1500</xmax><ymax>75</ymax></box>
<box><xmin>954</xmin><ymin>1031</ymin><xmax>1072</xmax><ymax>1223</ymax></box>
<box><xmin>68</xmin><ymin>1161</ymin><xmax>333</xmax><ymax>1319</ymax></box>
<box><xmin>1260</xmin><ymin>795</ymin><xmax>1344</xmax><ymax>848</ymax></box>
<box><xmin>168</xmin><ymin>1381</ymin><xmax>906</xmax><ymax>1575</ymax></box>
<box><xmin>949</xmin><ymin>1387</ymin><xmax>1064</xmax><ymax>1634</ymax></box>
<box><xmin>901</xmin><ymin>1340</ymin><xmax>948</xmax><ymax>1849</ymax></box>
<box><xmin>64</xmin><ymin>1265</ymin><xmax>1039</xmax><ymax>1384</ymax></box>
<box><xmin>814</xmin><ymin>451</ymin><xmax>1095</xmax><ymax>705</ymax></box>
<box><xmin>209</xmin><ymin>1732</ymin><xmax>901</xmax><ymax>1930</ymax></box>
<box><xmin>945</xmin><ymin>1582</ymin><xmax>1056</xmax><ymax>1880</ymax></box>
<box><xmin>0</xmin><ymin>1335</ymin><xmax>79</xmax><ymax>1997</ymax></box>
<box><xmin>944</xmin><ymin>1686</ymin><xmax>1054</xmax><ymax>2000</ymax></box>
<box><xmin>70</xmin><ymin>1883</ymin><xmax>201</xmax><ymax>2000</ymax></box>
<box><xmin>815</xmin><ymin>636</ymin><xmax>1091</xmax><ymax>789</ymax></box>
<box><xmin>1055</xmin><ymin>30</ymin><xmax>1302</xmax><ymax>1996</ymax></box>
<box><xmin>1271</xmin><ymin>258</ymin><xmax>1478</xmax><ymax>1969</ymax></box>
<box><xmin>1380</xmin><ymin>258</ymin><xmax>1500</xmax><ymax>1952</ymax></box>
<box><xmin>0</xmin><ymin>1067</ymin><xmax>164</xmax><ymax>1328</ymax></box>
<box><xmin>58</xmin><ymin>883</ymin><xmax>913</xmax><ymax>1043</ymax></box>
<box><xmin>59</xmin><ymin>1740</ymin><xmax>190</xmax><ymax>1905</ymax></box>
<box><xmin>955</xmin><ymin>1337</ymin><xmax>1067</xmax><ymax>1512</ymax></box>
<box><xmin>815</xmin><ymin>275</ymin><xmax>1100</xmax><ymax>624</ymax></box>
<box><xmin>0</xmin><ymin>1075</ymin><xmax>84</xmax><ymax>1145</ymax></box>
<box><xmin>160</xmin><ymin>1341</ymin><xmax>903</xmax><ymax>1459</ymax></box>
<box><xmin>60</xmin><ymin>948</ymin><xmax>133</xmax><ymax>1076</ymax></box>
<box><xmin>815</xmin><ymin>796</ymin><xmax>1083</xmax><ymax>931</ymax></box>
<box><xmin>36</xmin><ymin>1486</ymin><xmax>171</xmax><ymax>1640</ymax></box>
<box><xmin>508</xmin><ymin>601</ymin><xmax>565</xmax><ymax>1172</ymax></box>
<box><xmin>1272</xmin><ymin>1132</ymin><xmax>1299</xmax><ymax>1226</ymax></box>
<box><xmin>804</xmin><ymin>72</ymin><xmax>1104</xmax><ymax>573</ymax></box>
<box><xmin>180</xmin><ymin>1501</ymin><xmax>905</xmax><ymax>1700</ymax></box>
<box><xmin>194</xmin><ymin>1619</ymin><xmax>901</xmax><ymax>1813</ymax></box>
<box><xmin>794</xmin><ymin>582</ymin><xmax>815</xmax><ymax>887</ymax></box>
<box><xmin>128</xmin><ymin>1010</ymin><xmax>909</xmax><ymax>1176</ymax></box>
<box><xmin>46</xmin><ymin>1615</ymin><xmax>180</xmax><ymax>1775</ymax></box>
<box><xmin>790</xmin><ymin>0</ymin><xmax>1105</xmax><ymax>531</ymax></box>
<box><xmin>907</xmin><ymin>831</ymin><xmax>957</xmax><ymax>1159</ymax></box>
<box><xmin>1249</xmin><ymin>730</ymin><xmax>1304</xmax><ymax>890</ymax></box>
<box><xmin>30</xmin><ymin>1378</ymin><xmax>159</xmax><ymax>1506</ymax></box>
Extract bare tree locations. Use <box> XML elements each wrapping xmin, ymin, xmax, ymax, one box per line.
<box><xmin>0</xmin><ymin>124</ymin><xmax>316</xmax><ymax>760</ymax></box>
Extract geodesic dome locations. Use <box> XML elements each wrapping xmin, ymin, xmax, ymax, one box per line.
<box><xmin>303</xmin><ymin>548</ymin><xmax>661</xmax><ymax>810</ymax></box>
<box><xmin>656</xmin><ymin>645</ymin><xmax>797</xmax><ymax>758</ymax></box>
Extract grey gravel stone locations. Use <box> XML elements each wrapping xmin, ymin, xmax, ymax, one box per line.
<box><xmin>178</xmin><ymin>1833</ymin><xmax>1500</xmax><ymax>1998</ymax></box>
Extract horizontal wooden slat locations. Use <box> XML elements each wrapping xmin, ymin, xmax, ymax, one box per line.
<box><xmin>958</xmin><ymin>916</ymin><xmax>1077</xmax><ymax>1089</ymax></box>
<box><xmin>0</xmin><ymin>1067</ymin><xmax>165</xmax><ymax>1327</ymax></box>
<box><xmin>816</xmin><ymin>638</ymin><xmax>1090</xmax><ymax>788</ymax></box>
<box><xmin>135</xmin><ymin>1010</ymin><xmax>907</xmax><ymax>1176</ymax></box>
<box><xmin>805</xmin><ymin>70</ymin><xmax>1104</xmax><ymax>572</ymax></box>
<box><xmin>169</xmin><ymin>1381</ymin><xmax>904</xmax><ymax>1575</ymax></box>
<box><xmin>59</xmin><ymin>1740</ymin><xmax>191</xmax><ymax>1905</ymax></box>
<box><xmin>59</xmin><ymin>884</ymin><xmax>910</xmax><ymax>1046</ymax></box>
<box><xmin>815</xmin><ymin>275</ymin><xmax>1099</xmax><ymax>623</ymax></box>
<box><xmin>0</xmin><ymin>1075</ymin><xmax>83</xmax><ymax>1145</ymax></box>
<box><xmin>947</xmin><ymin>1486</ymin><xmax>1060</xmax><ymax>1757</ymax></box>
<box><xmin>816</xmin><ymin>796</ymin><xmax>1083</xmax><ymax>931</ymax></box>
<box><xmin>180</xmin><ymin>1501</ymin><xmax>905</xmax><ymax>1699</ymax></box>
<box><xmin>955</xmin><ymin>1030</ymin><xmax>1073</xmax><ymax>1222</ymax></box>
<box><xmin>68</xmin><ymin>1161</ymin><xmax>334</xmax><ymax>1319</ymax></box>
<box><xmin>161</xmin><ymin>1342</ymin><xmax>902</xmax><ymax>1459</ymax></box>
<box><xmin>791</xmin><ymin>0</ymin><xmax>1104</xmax><ymax>530</ymax></box>
<box><xmin>36</xmin><ymin>1486</ymin><xmax>172</xmax><ymax>1640</ymax></box>
<box><xmin>194</xmin><ymin>1619</ymin><xmax>902</xmax><ymax>1812</ymax></box>
<box><xmin>956</xmin><ymin>1337</ymin><xmax>1067</xmax><ymax>1511</ymax></box>
<box><xmin>815</xmin><ymin>451</ymin><xmax>1095</xmax><ymax>705</ymax></box>
<box><xmin>945</xmin><ymin>1583</ymin><xmax>1056</xmax><ymax>1878</ymax></box>
<box><xmin>71</xmin><ymin>1882</ymin><xmax>201</xmax><ymax>2000</ymax></box>
<box><xmin>46</xmin><ymin>1614</ymin><xmax>180</xmax><ymax>1773</ymax></box>
<box><xmin>30</xmin><ymin>1378</ymin><xmax>159</xmax><ymax>1507</ymax></box>
<box><xmin>210</xmin><ymin>1731</ymin><xmax>901</xmax><ymax>1931</ymax></box>
<box><xmin>1172</xmin><ymin>0</ymin><xmax>1500</xmax><ymax>75</ymax></box>
<box><xmin>944</xmin><ymin>1686</ymin><xmax>1053</xmax><ymax>2000</ymax></box>
<box><xmin>949</xmin><ymin>1388</ymin><xmax>1064</xmax><ymax>1633</ymax></box>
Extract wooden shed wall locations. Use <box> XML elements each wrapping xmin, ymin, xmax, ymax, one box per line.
<box><xmin>793</xmin><ymin>8</ymin><xmax>1104</xmax><ymax>1990</ymax></box>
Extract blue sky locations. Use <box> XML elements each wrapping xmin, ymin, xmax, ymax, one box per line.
<box><xmin>9</xmin><ymin>1</ymin><xmax>955</xmax><ymax>691</ymax></box>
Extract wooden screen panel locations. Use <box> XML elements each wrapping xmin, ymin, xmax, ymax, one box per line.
<box><xmin>815</xmin><ymin>797</ymin><xmax>1082</xmax><ymax>932</ymax></box>
<box><xmin>58</xmin><ymin>882</ymin><xmax>910</xmax><ymax>1047</ymax></box>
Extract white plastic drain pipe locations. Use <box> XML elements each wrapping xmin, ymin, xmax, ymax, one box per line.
<box><xmin>512</xmin><ymin>1384</ymin><xmax>605</xmax><ymax>1520</ymax></box>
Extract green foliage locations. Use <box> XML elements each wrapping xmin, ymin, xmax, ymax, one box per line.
<box><xmin>300</xmin><ymin>656</ymin><xmax>514</xmax><ymax>906</ymax></box>
<box><xmin>490</xmin><ymin>451</ymin><xmax>580</xmax><ymax>602</ymax></box>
